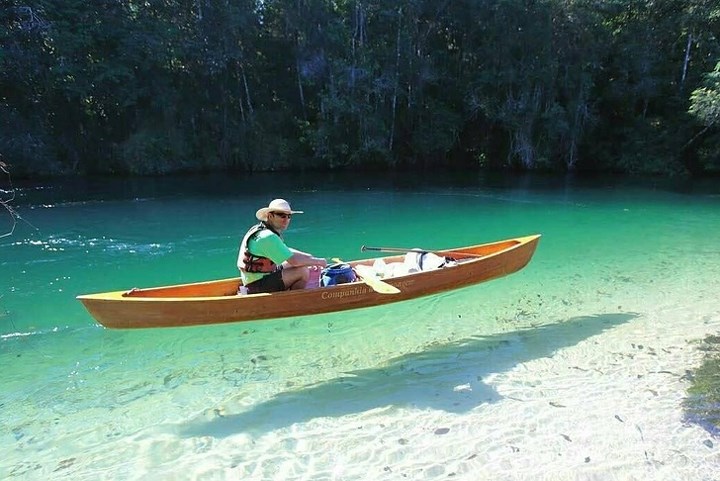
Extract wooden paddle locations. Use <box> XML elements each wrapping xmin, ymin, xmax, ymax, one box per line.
<box><xmin>331</xmin><ymin>258</ymin><xmax>400</xmax><ymax>295</ymax></box>
<box><xmin>361</xmin><ymin>245</ymin><xmax>485</xmax><ymax>259</ymax></box>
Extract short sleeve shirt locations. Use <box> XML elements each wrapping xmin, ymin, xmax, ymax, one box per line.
<box><xmin>239</xmin><ymin>229</ymin><xmax>293</xmax><ymax>285</ymax></box>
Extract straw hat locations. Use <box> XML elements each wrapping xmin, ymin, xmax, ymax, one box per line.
<box><xmin>256</xmin><ymin>199</ymin><xmax>304</xmax><ymax>221</ymax></box>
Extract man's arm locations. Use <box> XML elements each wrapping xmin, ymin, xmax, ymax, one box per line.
<box><xmin>284</xmin><ymin>248</ymin><xmax>327</xmax><ymax>268</ymax></box>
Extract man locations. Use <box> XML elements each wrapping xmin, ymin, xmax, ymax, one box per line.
<box><xmin>238</xmin><ymin>198</ymin><xmax>327</xmax><ymax>294</ymax></box>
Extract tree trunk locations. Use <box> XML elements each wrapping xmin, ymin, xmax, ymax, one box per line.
<box><xmin>680</xmin><ymin>33</ymin><xmax>693</xmax><ymax>92</ymax></box>
<box><xmin>236</xmin><ymin>63</ymin><xmax>246</xmax><ymax>124</ymax></box>
<box><xmin>297</xmin><ymin>56</ymin><xmax>307</xmax><ymax>120</ymax></box>
<box><xmin>389</xmin><ymin>7</ymin><xmax>402</xmax><ymax>152</ymax></box>
<box><xmin>240</xmin><ymin>63</ymin><xmax>254</xmax><ymax>118</ymax></box>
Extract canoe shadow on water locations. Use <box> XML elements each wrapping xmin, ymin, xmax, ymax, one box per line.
<box><xmin>181</xmin><ymin>312</ymin><xmax>638</xmax><ymax>438</ymax></box>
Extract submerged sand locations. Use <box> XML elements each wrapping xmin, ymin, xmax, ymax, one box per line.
<box><xmin>4</xmin><ymin>254</ymin><xmax>718</xmax><ymax>481</ymax></box>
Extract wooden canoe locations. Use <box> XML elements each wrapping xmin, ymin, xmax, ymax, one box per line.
<box><xmin>77</xmin><ymin>234</ymin><xmax>540</xmax><ymax>329</ymax></box>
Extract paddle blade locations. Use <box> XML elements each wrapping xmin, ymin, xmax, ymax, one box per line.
<box><xmin>354</xmin><ymin>264</ymin><xmax>400</xmax><ymax>295</ymax></box>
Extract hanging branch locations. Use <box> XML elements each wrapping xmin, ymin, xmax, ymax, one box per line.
<box><xmin>0</xmin><ymin>160</ymin><xmax>29</xmax><ymax>239</ymax></box>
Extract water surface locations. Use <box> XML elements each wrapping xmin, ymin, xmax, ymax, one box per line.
<box><xmin>1</xmin><ymin>173</ymin><xmax>719</xmax><ymax>480</ymax></box>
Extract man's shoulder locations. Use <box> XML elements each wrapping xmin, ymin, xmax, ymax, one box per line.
<box><xmin>254</xmin><ymin>228</ymin><xmax>278</xmax><ymax>240</ymax></box>
<box><xmin>252</xmin><ymin>229</ymin><xmax>283</xmax><ymax>248</ymax></box>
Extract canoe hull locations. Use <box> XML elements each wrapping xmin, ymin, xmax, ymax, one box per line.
<box><xmin>77</xmin><ymin>235</ymin><xmax>540</xmax><ymax>328</ymax></box>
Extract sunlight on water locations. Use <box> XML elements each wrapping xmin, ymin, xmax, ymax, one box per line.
<box><xmin>1</xmin><ymin>174</ymin><xmax>719</xmax><ymax>480</ymax></box>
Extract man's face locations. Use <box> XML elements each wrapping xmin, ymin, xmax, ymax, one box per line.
<box><xmin>267</xmin><ymin>211</ymin><xmax>292</xmax><ymax>232</ymax></box>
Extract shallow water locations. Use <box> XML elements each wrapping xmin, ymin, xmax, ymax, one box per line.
<box><xmin>1</xmin><ymin>173</ymin><xmax>719</xmax><ymax>480</ymax></box>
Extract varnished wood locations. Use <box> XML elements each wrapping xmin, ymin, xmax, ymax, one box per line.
<box><xmin>77</xmin><ymin>234</ymin><xmax>541</xmax><ymax>329</ymax></box>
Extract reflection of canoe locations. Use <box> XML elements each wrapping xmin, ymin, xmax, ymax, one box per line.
<box><xmin>77</xmin><ymin>234</ymin><xmax>541</xmax><ymax>329</ymax></box>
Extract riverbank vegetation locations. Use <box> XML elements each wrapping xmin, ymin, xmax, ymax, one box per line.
<box><xmin>684</xmin><ymin>335</ymin><xmax>720</xmax><ymax>437</ymax></box>
<box><xmin>2</xmin><ymin>1</ymin><xmax>719</xmax><ymax>177</ymax></box>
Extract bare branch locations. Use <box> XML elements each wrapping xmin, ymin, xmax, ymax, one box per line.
<box><xmin>1</xmin><ymin>160</ymin><xmax>20</xmax><ymax>239</ymax></box>
<box><xmin>12</xmin><ymin>6</ymin><xmax>49</xmax><ymax>31</ymax></box>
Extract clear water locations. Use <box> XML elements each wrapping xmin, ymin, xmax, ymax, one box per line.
<box><xmin>1</xmin><ymin>173</ymin><xmax>719</xmax><ymax>480</ymax></box>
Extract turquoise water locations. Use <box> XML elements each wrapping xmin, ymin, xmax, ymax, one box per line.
<box><xmin>1</xmin><ymin>173</ymin><xmax>719</xmax><ymax>480</ymax></box>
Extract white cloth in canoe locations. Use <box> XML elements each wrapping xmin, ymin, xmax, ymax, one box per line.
<box><xmin>372</xmin><ymin>251</ymin><xmax>451</xmax><ymax>278</ymax></box>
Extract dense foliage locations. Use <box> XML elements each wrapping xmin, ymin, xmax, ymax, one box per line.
<box><xmin>2</xmin><ymin>0</ymin><xmax>719</xmax><ymax>176</ymax></box>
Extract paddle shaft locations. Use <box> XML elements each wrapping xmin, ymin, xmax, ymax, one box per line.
<box><xmin>361</xmin><ymin>245</ymin><xmax>484</xmax><ymax>259</ymax></box>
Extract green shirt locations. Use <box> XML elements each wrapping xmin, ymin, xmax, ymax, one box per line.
<box><xmin>238</xmin><ymin>228</ymin><xmax>293</xmax><ymax>285</ymax></box>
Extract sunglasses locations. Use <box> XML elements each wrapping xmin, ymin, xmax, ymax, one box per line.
<box><xmin>271</xmin><ymin>212</ymin><xmax>292</xmax><ymax>219</ymax></box>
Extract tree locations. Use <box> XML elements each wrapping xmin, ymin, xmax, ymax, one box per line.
<box><xmin>2</xmin><ymin>0</ymin><xmax>719</xmax><ymax>176</ymax></box>
<box><xmin>0</xmin><ymin>3</ymin><xmax>58</xmax><ymax>175</ymax></box>
<box><xmin>687</xmin><ymin>61</ymin><xmax>720</xmax><ymax>171</ymax></box>
<box><xmin>689</xmin><ymin>62</ymin><xmax>720</xmax><ymax>128</ymax></box>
